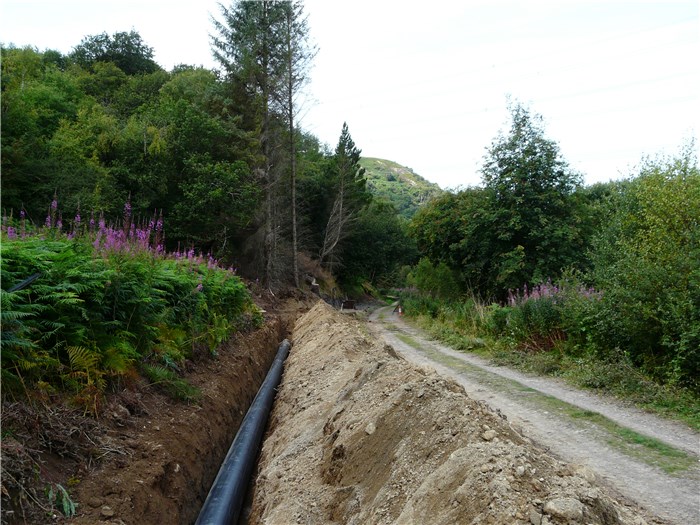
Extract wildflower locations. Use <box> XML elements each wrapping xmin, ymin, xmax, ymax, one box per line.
<box><xmin>7</xmin><ymin>226</ymin><xmax>17</xmax><ymax>239</ymax></box>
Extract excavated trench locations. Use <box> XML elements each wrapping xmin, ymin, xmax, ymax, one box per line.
<box><xmin>67</xmin><ymin>315</ymin><xmax>291</xmax><ymax>525</ymax></box>
<box><xmin>62</xmin><ymin>299</ymin><xmax>659</xmax><ymax>525</ymax></box>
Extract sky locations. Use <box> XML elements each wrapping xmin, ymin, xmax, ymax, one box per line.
<box><xmin>1</xmin><ymin>0</ymin><xmax>698</xmax><ymax>190</ymax></box>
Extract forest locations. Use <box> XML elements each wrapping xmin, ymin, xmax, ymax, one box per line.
<box><xmin>2</xmin><ymin>0</ymin><xmax>698</xmax><ymax>416</ymax></box>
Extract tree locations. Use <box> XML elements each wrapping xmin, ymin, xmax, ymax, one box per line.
<box><xmin>409</xmin><ymin>188</ymin><xmax>492</xmax><ymax>294</ymax></box>
<box><xmin>70</xmin><ymin>30</ymin><xmax>160</xmax><ymax>75</ymax></box>
<box><xmin>338</xmin><ymin>199</ymin><xmax>418</xmax><ymax>289</ymax></box>
<box><xmin>212</xmin><ymin>0</ymin><xmax>289</xmax><ymax>287</ymax></box>
<box><xmin>319</xmin><ymin>122</ymin><xmax>370</xmax><ymax>271</ymax></box>
<box><xmin>279</xmin><ymin>0</ymin><xmax>317</xmax><ymax>287</ymax></box>
<box><xmin>587</xmin><ymin>144</ymin><xmax>699</xmax><ymax>386</ymax></box>
<box><xmin>480</xmin><ymin>101</ymin><xmax>584</xmax><ymax>294</ymax></box>
<box><xmin>172</xmin><ymin>155</ymin><xmax>260</xmax><ymax>252</ymax></box>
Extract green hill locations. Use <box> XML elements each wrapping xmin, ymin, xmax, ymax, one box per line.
<box><xmin>360</xmin><ymin>157</ymin><xmax>444</xmax><ymax>218</ymax></box>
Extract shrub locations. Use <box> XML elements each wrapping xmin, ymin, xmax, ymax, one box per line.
<box><xmin>0</xmin><ymin>200</ymin><xmax>261</xmax><ymax>408</ymax></box>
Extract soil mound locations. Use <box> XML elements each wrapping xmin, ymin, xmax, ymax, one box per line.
<box><xmin>247</xmin><ymin>302</ymin><xmax>647</xmax><ymax>525</ymax></box>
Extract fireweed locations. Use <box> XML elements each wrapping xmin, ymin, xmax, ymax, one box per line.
<box><xmin>492</xmin><ymin>279</ymin><xmax>603</xmax><ymax>353</ymax></box>
<box><xmin>1</xmin><ymin>197</ymin><xmax>257</xmax><ymax>405</ymax></box>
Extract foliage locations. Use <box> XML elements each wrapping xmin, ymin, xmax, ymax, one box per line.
<box><xmin>69</xmin><ymin>30</ymin><xmax>160</xmax><ymax>75</ymax></box>
<box><xmin>585</xmin><ymin>145</ymin><xmax>699</xmax><ymax>387</ymax></box>
<box><xmin>0</xmin><ymin>209</ymin><xmax>261</xmax><ymax>408</ymax></box>
<box><xmin>319</xmin><ymin>122</ymin><xmax>372</xmax><ymax>270</ymax></box>
<box><xmin>1</xmin><ymin>42</ymin><xmax>261</xmax><ymax>262</ymax></box>
<box><xmin>487</xmin><ymin>279</ymin><xmax>602</xmax><ymax>354</ymax></box>
<box><xmin>47</xmin><ymin>483</ymin><xmax>77</xmax><ymax>517</ymax></box>
<box><xmin>399</xmin><ymin>287</ymin><xmax>700</xmax><ymax>427</ymax></box>
<box><xmin>410</xmin><ymin>102</ymin><xmax>588</xmax><ymax>300</ymax></box>
<box><xmin>360</xmin><ymin>157</ymin><xmax>444</xmax><ymax>218</ymax></box>
<box><xmin>406</xmin><ymin>258</ymin><xmax>460</xmax><ymax>301</ymax></box>
<box><xmin>336</xmin><ymin>199</ymin><xmax>417</xmax><ymax>290</ymax></box>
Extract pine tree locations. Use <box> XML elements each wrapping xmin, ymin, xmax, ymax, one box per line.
<box><xmin>320</xmin><ymin>123</ymin><xmax>369</xmax><ymax>271</ymax></box>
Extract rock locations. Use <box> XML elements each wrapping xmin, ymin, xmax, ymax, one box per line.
<box><xmin>543</xmin><ymin>497</ymin><xmax>584</xmax><ymax>521</ymax></box>
<box><xmin>365</xmin><ymin>422</ymin><xmax>376</xmax><ymax>435</ymax></box>
<box><xmin>101</xmin><ymin>505</ymin><xmax>115</xmax><ymax>518</ymax></box>
<box><xmin>529</xmin><ymin>507</ymin><xmax>542</xmax><ymax>525</ymax></box>
<box><xmin>482</xmin><ymin>430</ymin><xmax>497</xmax><ymax>441</ymax></box>
<box><xmin>515</xmin><ymin>465</ymin><xmax>526</xmax><ymax>477</ymax></box>
<box><xmin>573</xmin><ymin>464</ymin><xmax>597</xmax><ymax>483</ymax></box>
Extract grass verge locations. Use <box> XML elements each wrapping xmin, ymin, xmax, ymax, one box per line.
<box><xmin>390</xmin><ymin>316</ymin><xmax>698</xmax><ymax>475</ymax></box>
<box><xmin>404</xmin><ymin>312</ymin><xmax>700</xmax><ymax>432</ymax></box>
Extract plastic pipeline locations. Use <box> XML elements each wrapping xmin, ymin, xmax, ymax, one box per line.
<box><xmin>195</xmin><ymin>339</ymin><xmax>291</xmax><ymax>525</ymax></box>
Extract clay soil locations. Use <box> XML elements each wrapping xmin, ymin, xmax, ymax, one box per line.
<box><xmin>1</xmin><ymin>292</ymin><xmax>312</xmax><ymax>525</ymax></box>
<box><xmin>245</xmin><ymin>302</ymin><xmax>651</xmax><ymax>525</ymax></box>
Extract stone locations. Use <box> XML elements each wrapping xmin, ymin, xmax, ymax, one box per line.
<box><xmin>543</xmin><ymin>497</ymin><xmax>584</xmax><ymax>521</ymax></box>
<box><xmin>482</xmin><ymin>430</ymin><xmax>497</xmax><ymax>441</ymax></box>
<box><xmin>365</xmin><ymin>422</ymin><xmax>376</xmax><ymax>435</ymax></box>
<box><xmin>100</xmin><ymin>505</ymin><xmax>115</xmax><ymax>518</ymax></box>
<box><xmin>529</xmin><ymin>507</ymin><xmax>542</xmax><ymax>525</ymax></box>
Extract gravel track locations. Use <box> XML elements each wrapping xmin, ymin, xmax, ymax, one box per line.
<box><xmin>368</xmin><ymin>305</ymin><xmax>700</xmax><ymax>525</ymax></box>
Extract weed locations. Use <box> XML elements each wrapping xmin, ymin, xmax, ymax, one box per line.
<box><xmin>47</xmin><ymin>483</ymin><xmax>77</xmax><ymax>517</ymax></box>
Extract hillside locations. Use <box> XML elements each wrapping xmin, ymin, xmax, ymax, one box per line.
<box><xmin>360</xmin><ymin>157</ymin><xmax>444</xmax><ymax>218</ymax></box>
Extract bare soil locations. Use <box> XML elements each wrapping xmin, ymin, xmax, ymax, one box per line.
<box><xmin>4</xmin><ymin>297</ymin><xmax>697</xmax><ymax>525</ymax></box>
<box><xmin>245</xmin><ymin>301</ymin><xmax>656</xmax><ymax>525</ymax></box>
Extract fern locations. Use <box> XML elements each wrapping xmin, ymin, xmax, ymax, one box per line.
<box><xmin>141</xmin><ymin>364</ymin><xmax>200</xmax><ymax>402</ymax></box>
<box><xmin>63</xmin><ymin>346</ymin><xmax>106</xmax><ymax>392</ymax></box>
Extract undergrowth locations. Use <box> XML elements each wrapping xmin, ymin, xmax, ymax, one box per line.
<box><xmin>400</xmin><ymin>290</ymin><xmax>700</xmax><ymax>431</ymax></box>
<box><xmin>1</xmin><ymin>199</ymin><xmax>262</xmax><ymax>411</ymax></box>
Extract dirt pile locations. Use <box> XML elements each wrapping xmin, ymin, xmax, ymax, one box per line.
<box><xmin>246</xmin><ymin>302</ymin><xmax>648</xmax><ymax>525</ymax></box>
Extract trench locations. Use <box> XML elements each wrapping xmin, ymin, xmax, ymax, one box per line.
<box><xmin>195</xmin><ymin>339</ymin><xmax>291</xmax><ymax>525</ymax></box>
<box><xmin>184</xmin><ymin>321</ymin><xmax>292</xmax><ymax>525</ymax></box>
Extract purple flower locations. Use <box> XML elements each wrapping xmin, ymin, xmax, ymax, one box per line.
<box><xmin>7</xmin><ymin>226</ymin><xmax>17</xmax><ymax>239</ymax></box>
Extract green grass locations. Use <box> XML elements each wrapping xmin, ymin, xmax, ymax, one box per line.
<box><xmin>389</xmin><ymin>318</ymin><xmax>698</xmax><ymax>475</ymax></box>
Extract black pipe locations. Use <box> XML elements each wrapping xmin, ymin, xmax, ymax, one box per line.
<box><xmin>7</xmin><ymin>272</ymin><xmax>42</xmax><ymax>293</ymax></box>
<box><xmin>195</xmin><ymin>339</ymin><xmax>291</xmax><ymax>525</ymax></box>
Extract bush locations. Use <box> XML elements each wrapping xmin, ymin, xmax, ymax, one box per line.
<box><xmin>587</xmin><ymin>146</ymin><xmax>699</xmax><ymax>388</ymax></box>
<box><xmin>407</xmin><ymin>258</ymin><xmax>460</xmax><ymax>300</ymax></box>
<box><xmin>0</xmin><ymin>208</ymin><xmax>261</xmax><ymax>408</ymax></box>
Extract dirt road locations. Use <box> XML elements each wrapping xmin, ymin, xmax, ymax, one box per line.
<box><xmin>368</xmin><ymin>305</ymin><xmax>700</xmax><ymax>525</ymax></box>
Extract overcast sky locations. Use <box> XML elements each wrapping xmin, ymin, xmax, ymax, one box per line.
<box><xmin>2</xmin><ymin>0</ymin><xmax>697</xmax><ymax>189</ymax></box>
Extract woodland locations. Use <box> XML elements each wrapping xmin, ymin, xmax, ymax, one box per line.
<box><xmin>2</xmin><ymin>0</ymin><xmax>698</xmax><ymax>416</ymax></box>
